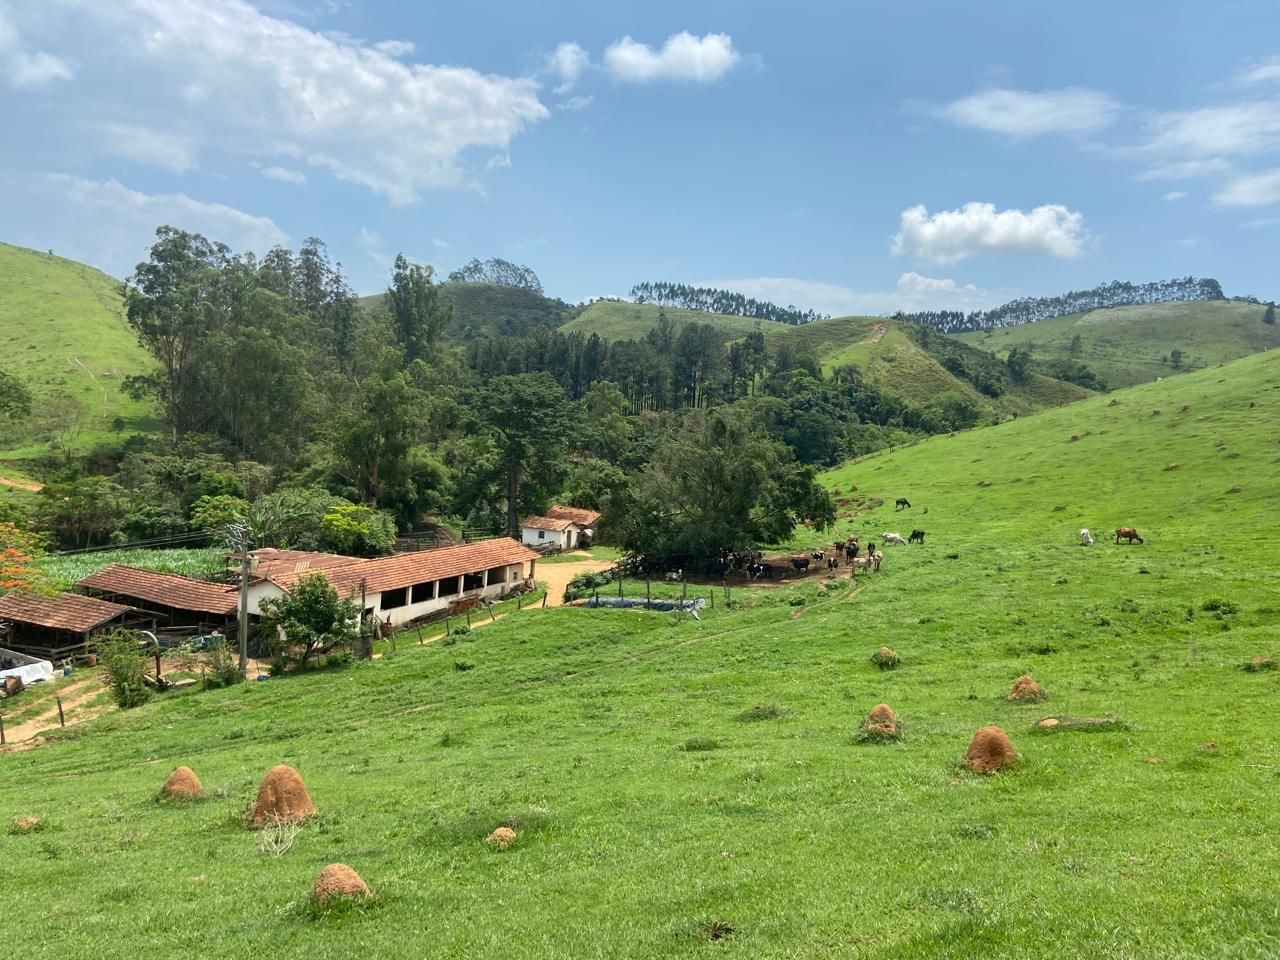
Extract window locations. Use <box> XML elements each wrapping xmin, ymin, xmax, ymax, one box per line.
<box><xmin>487</xmin><ymin>566</ymin><xmax>508</xmax><ymax>585</ymax></box>
<box><xmin>538</xmin><ymin>530</ymin><xmax>545</xmax><ymax>540</ymax></box>
<box><xmin>380</xmin><ymin>587</ymin><xmax>408</xmax><ymax>610</ymax></box>
<box><xmin>438</xmin><ymin>577</ymin><xmax>459</xmax><ymax>597</ymax></box>
<box><xmin>411</xmin><ymin>581</ymin><xmax>434</xmax><ymax>604</ymax></box>
<box><xmin>463</xmin><ymin>572</ymin><xmax>485</xmax><ymax>592</ymax></box>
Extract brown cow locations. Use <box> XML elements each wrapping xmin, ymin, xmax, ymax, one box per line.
<box><xmin>1115</xmin><ymin>527</ymin><xmax>1144</xmax><ymax>544</ymax></box>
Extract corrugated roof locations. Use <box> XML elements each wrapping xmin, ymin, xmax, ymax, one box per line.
<box><xmin>79</xmin><ymin>564</ymin><xmax>239</xmax><ymax>617</ymax></box>
<box><xmin>248</xmin><ymin>548</ymin><xmax>364</xmax><ymax>589</ymax></box>
<box><xmin>521</xmin><ymin>515</ymin><xmax>574</xmax><ymax>532</ymax></box>
<box><xmin>544</xmin><ymin>505</ymin><xmax>601</xmax><ymax>527</ymax></box>
<box><xmin>327</xmin><ymin>538</ymin><xmax>539</xmax><ymax>596</ymax></box>
<box><xmin>0</xmin><ymin>591</ymin><xmax>132</xmax><ymax>634</ymax></box>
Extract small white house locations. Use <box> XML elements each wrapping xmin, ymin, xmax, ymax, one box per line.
<box><xmin>521</xmin><ymin>506</ymin><xmax>601</xmax><ymax>552</ymax></box>
<box><xmin>243</xmin><ymin>538</ymin><xmax>539</xmax><ymax>628</ymax></box>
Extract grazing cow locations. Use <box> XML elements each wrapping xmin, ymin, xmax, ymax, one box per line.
<box><xmin>865</xmin><ymin>540</ymin><xmax>877</xmax><ymax>558</ymax></box>
<box><xmin>748</xmin><ymin>561</ymin><xmax>774</xmax><ymax>580</ymax></box>
<box><xmin>882</xmin><ymin>532</ymin><xmax>907</xmax><ymax>546</ymax></box>
<box><xmin>895</xmin><ymin>497</ymin><xmax>911</xmax><ymax>510</ymax></box>
<box><xmin>810</xmin><ymin>550</ymin><xmax>825</xmax><ymax>561</ymax></box>
<box><xmin>844</xmin><ymin>542</ymin><xmax>859</xmax><ymax>561</ymax></box>
<box><xmin>1115</xmin><ymin>527</ymin><xmax>1144</xmax><ymax>544</ymax></box>
<box><xmin>791</xmin><ymin>557</ymin><xmax>811</xmax><ymax>573</ymax></box>
<box><xmin>1079</xmin><ymin>528</ymin><xmax>1094</xmax><ymax>546</ymax></box>
<box><xmin>908</xmin><ymin>529</ymin><xmax>925</xmax><ymax>544</ymax></box>
<box><xmin>665</xmin><ymin>569</ymin><xmax>683</xmax><ymax>582</ymax></box>
<box><xmin>826</xmin><ymin>557</ymin><xmax>839</xmax><ymax>570</ymax></box>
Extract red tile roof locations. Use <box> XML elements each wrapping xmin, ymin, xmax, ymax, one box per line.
<box><xmin>544</xmin><ymin>505</ymin><xmax>601</xmax><ymax>527</ymax></box>
<box><xmin>0</xmin><ymin>591</ymin><xmax>132</xmax><ymax>634</ymax></box>
<box><xmin>326</xmin><ymin>538</ymin><xmax>539</xmax><ymax>596</ymax></box>
<box><xmin>79</xmin><ymin>564</ymin><xmax>239</xmax><ymax>617</ymax></box>
<box><xmin>521</xmin><ymin>514</ymin><xmax>574</xmax><ymax>532</ymax></box>
<box><xmin>248</xmin><ymin>548</ymin><xmax>364</xmax><ymax>589</ymax></box>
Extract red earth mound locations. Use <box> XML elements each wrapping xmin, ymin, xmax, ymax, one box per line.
<box><xmin>865</xmin><ymin>703</ymin><xmax>899</xmax><ymax>737</ymax></box>
<box><xmin>312</xmin><ymin>863</ymin><xmax>370</xmax><ymax>904</ymax></box>
<box><xmin>486</xmin><ymin>826</ymin><xmax>517</xmax><ymax>849</ymax></box>
<box><xmin>964</xmin><ymin>726</ymin><xmax>1017</xmax><ymax>773</ymax></box>
<box><xmin>162</xmin><ymin>765</ymin><xmax>203</xmax><ymax>799</ymax></box>
<box><xmin>248</xmin><ymin>764</ymin><xmax>315</xmax><ymax>826</ymax></box>
<box><xmin>1007</xmin><ymin>675</ymin><xmax>1046</xmax><ymax>703</ymax></box>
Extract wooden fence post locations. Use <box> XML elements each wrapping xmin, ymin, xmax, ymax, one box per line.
<box><xmin>1</xmin><ymin>714</ymin><xmax>5</xmax><ymax>746</ymax></box>
<box><xmin>56</xmin><ymin>696</ymin><xmax>65</xmax><ymax>728</ymax></box>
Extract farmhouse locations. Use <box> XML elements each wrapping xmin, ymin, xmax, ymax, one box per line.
<box><xmin>0</xmin><ymin>591</ymin><xmax>136</xmax><ymax>660</ymax></box>
<box><xmin>521</xmin><ymin>505</ymin><xmax>601</xmax><ymax>552</ymax></box>
<box><xmin>243</xmin><ymin>538</ymin><xmax>539</xmax><ymax>628</ymax></box>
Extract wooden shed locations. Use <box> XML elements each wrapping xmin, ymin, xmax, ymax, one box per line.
<box><xmin>0</xmin><ymin>591</ymin><xmax>135</xmax><ymax>660</ymax></box>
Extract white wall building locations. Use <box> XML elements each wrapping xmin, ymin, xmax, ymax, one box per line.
<box><xmin>520</xmin><ymin>505</ymin><xmax>601</xmax><ymax>552</ymax></box>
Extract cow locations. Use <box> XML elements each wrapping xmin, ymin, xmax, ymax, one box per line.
<box><xmin>665</xmin><ymin>569</ymin><xmax>684</xmax><ymax>582</ymax></box>
<box><xmin>1079</xmin><ymin>528</ymin><xmax>1094</xmax><ymax>546</ymax></box>
<box><xmin>791</xmin><ymin>557</ymin><xmax>811</xmax><ymax>573</ymax></box>
<box><xmin>908</xmin><ymin>529</ymin><xmax>925</xmax><ymax>544</ymax></box>
<box><xmin>826</xmin><ymin>557</ymin><xmax>840</xmax><ymax>570</ymax></box>
<box><xmin>895</xmin><ymin>497</ymin><xmax>911</xmax><ymax>510</ymax></box>
<box><xmin>844</xmin><ymin>541</ymin><xmax>859</xmax><ymax>561</ymax></box>
<box><xmin>882</xmin><ymin>532</ymin><xmax>907</xmax><ymax>546</ymax></box>
<box><xmin>1115</xmin><ymin>527</ymin><xmax>1144</xmax><ymax>544</ymax></box>
<box><xmin>748</xmin><ymin>561</ymin><xmax>774</xmax><ymax>580</ymax></box>
<box><xmin>865</xmin><ymin>540</ymin><xmax>877</xmax><ymax>557</ymax></box>
<box><xmin>810</xmin><ymin>550</ymin><xmax>825</xmax><ymax>561</ymax></box>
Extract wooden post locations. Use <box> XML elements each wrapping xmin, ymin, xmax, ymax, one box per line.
<box><xmin>56</xmin><ymin>696</ymin><xmax>65</xmax><ymax>727</ymax></box>
<box><xmin>1</xmin><ymin>714</ymin><xmax>5</xmax><ymax>746</ymax></box>
<box><xmin>416</xmin><ymin>625</ymin><xmax>424</xmax><ymax>644</ymax></box>
<box><xmin>618</xmin><ymin>575</ymin><xmax>623</xmax><ymax>598</ymax></box>
<box><xmin>646</xmin><ymin>578</ymin><xmax>651</xmax><ymax>609</ymax></box>
<box><xmin>517</xmin><ymin>595</ymin><xmax>522</xmax><ymax>611</ymax></box>
<box><xmin>488</xmin><ymin>603</ymin><xmax>496</xmax><ymax>623</ymax></box>
<box><xmin>466</xmin><ymin>608</ymin><xmax>472</xmax><ymax>628</ymax></box>
<box><xmin>542</xmin><ymin>592</ymin><xmax>548</xmax><ymax>608</ymax></box>
<box><xmin>154</xmin><ymin>644</ymin><xmax>163</xmax><ymax>685</ymax></box>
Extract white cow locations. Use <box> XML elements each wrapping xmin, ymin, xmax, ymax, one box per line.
<box><xmin>882</xmin><ymin>532</ymin><xmax>907</xmax><ymax>546</ymax></box>
<box><xmin>1079</xmin><ymin>528</ymin><xmax>1094</xmax><ymax>546</ymax></box>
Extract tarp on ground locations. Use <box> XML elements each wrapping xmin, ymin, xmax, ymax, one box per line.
<box><xmin>584</xmin><ymin>597</ymin><xmax>706</xmax><ymax>619</ymax></box>
<box><xmin>0</xmin><ymin>646</ymin><xmax>55</xmax><ymax>685</ymax></box>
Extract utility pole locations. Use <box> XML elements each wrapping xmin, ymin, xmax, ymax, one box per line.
<box><xmin>228</xmin><ymin>523</ymin><xmax>253</xmax><ymax>677</ymax></box>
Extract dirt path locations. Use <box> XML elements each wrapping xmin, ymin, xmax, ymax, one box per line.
<box><xmin>1</xmin><ymin>675</ymin><xmax>110</xmax><ymax>747</ymax></box>
<box><xmin>0</xmin><ymin>475</ymin><xmax>42</xmax><ymax>492</ymax></box>
<box><xmin>862</xmin><ymin>322</ymin><xmax>888</xmax><ymax>345</ymax></box>
<box><xmin>534</xmin><ymin>559</ymin><xmax>615</xmax><ymax>607</ymax></box>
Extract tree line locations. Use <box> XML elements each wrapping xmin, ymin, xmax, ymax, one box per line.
<box><xmin>630</xmin><ymin>281</ymin><xmax>828</xmax><ymax>326</ymax></box>
<box><xmin>896</xmin><ymin>277</ymin><xmax>1225</xmax><ymax>335</ymax></box>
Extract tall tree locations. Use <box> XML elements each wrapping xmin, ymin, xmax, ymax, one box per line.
<box><xmin>123</xmin><ymin>227</ymin><xmax>230</xmax><ymax>444</ymax></box>
<box><xmin>388</xmin><ymin>254</ymin><xmax>450</xmax><ymax>362</ymax></box>
<box><xmin>479</xmin><ymin>373</ymin><xmax>576</xmax><ymax>537</ymax></box>
<box><xmin>0</xmin><ymin>370</ymin><xmax>32</xmax><ymax>421</ymax></box>
<box><xmin>331</xmin><ymin>373</ymin><xmax>422</xmax><ymax>510</ymax></box>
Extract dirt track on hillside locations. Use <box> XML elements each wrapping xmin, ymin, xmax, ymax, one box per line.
<box><xmin>0</xmin><ymin>475</ymin><xmax>42</xmax><ymax>492</ymax></box>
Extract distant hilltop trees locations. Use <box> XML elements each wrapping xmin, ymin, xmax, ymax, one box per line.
<box><xmin>896</xmin><ymin>277</ymin><xmax>1225</xmax><ymax>335</ymax></box>
<box><xmin>630</xmin><ymin>281</ymin><xmax>828</xmax><ymax>326</ymax></box>
<box><xmin>448</xmin><ymin>257</ymin><xmax>543</xmax><ymax>294</ymax></box>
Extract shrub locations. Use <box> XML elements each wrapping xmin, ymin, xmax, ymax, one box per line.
<box><xmin>202</xmin><ymin>636</ymin><xmax>244</xmax><ymax>689</ymax></box>
<box><xmin>98</xmin><ymin>631</ymin><xmax>151</xmax><ymax>709</ymax></box>
<box><xmin>1242</xmin><ymin>656</ymin><xmax>1275</xmax><ymax>673</ymax></box>
<box><xmin>678</xmin><ymin>737</ymin><xmax>721</xmax><ymax>752</ymax></box>
<box><xmin>736</xmin><ymin>703</ymin><xmax>786</xmax><ymax>722</ymax></box>
<box><xmin>872</xmin><ymin>646</ymin><xmax>900</xmax><ymax>670</ymax></box>
<box><xmin>1201</xmin><ymin>598</ymin><xmax>1238</xmax><ymax>616</ymax></box>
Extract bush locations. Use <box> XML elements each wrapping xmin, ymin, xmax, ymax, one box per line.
<box><xmin>1201</xmin><ymin>597</ymin><xmax>1238</xmax><ymax>616</ymax></box>
<box><xmin>872</xmin><ymin>647</ymin><xmax>900</xmax><ymax>670</ymax></box>
<box><xmin>98</xmin><ymin>631</ymin><xmax>151</xmax><ymax>709</ymax></box>
<box><xmin>203</xmin><ymin>636</ymin><xmax>244</xmax><ymax>689</ymax></box>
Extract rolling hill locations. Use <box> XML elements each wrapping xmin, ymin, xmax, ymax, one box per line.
<box><xmin>560</xmin><ymin>299</ymin><xmax>767</xmax><ymax>341</ymax></box>
<box><xmin>954</xmin><ymin>299</ymin><xmax>1280</xmax><ymax>389</ymax></box>
<box><xmin>0</xmin><ymin>243</ymin><xmax>156</xmax><ymax>463</ymax></box>
<box><xmin>3</xmin><ymin>351</ymin><xmax>1278</xmax><ymax>958</ymax></box>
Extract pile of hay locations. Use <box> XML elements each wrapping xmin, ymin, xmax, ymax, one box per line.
<box><xmin>964</xmin><ymin>726</ymin><xmax>1017</xmax><ymax>774</ymax></box>
<box><xmin>1006</xmin><ymin>675</ymin><xmax>1046</xmax><ymax>703</ymax></box>
<box><xmin>1243</xmin><ymin>655</ymin><xmax>1276</xmax><ymax>673</ymax></box>
<box><xmin>11</xmin><ymin>815</ymin><xmax>41</xmax><ymax>834</ymax></box>
<box><xmin>248</xmin><ymin>764</ymin><xmax>315</xmax><ymax>826</ymax></box>
<box><xmin>162</xmin><ymin>766</ymin><xmax>203</xmax><ymax>800</ymax></box>
<box><xmin>857</xmin><ymin>703</ymin><xmax>902</xmax><ymax>743</ymax></box>
<box><xmin>311</xmin><ymin>864</ymin><xmax>370</xmax><ymax>904</ymax></box>
<box><xmin>871</xmin><ymin>646</ymin><xmax>899</xmax><ymax>671</ymax></box>
<box><xmin>486</xmin><ymin>826</ymin><xmax>517</xmax><ymax>850</ymax></box>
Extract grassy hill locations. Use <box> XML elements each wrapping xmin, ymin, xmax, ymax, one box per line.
<box><xmin>360</xmin><ymin>282</ymin><xmax>573</xmax><ymax>342</ymax></box>
<box><xmin>561</xmin><ymin>299</ymin><xmax>768</xmax><ymax>341</ymax></box>
<box><xmin>3</xmin><ymin>352</ymin><xmax>1279</xmax><ymax>957</ymax></box>
<box><xmin>954</xmin><ymin>299</ymin><xmax>1280</xmax><ymax>389</ymax></box>
<box><xmin>0</xmin><ymin>243</ymin><xmax>156</xmax><ymax>464</ymax></box>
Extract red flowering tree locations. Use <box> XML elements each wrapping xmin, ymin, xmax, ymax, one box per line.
<box><xmin>0</xmin><ymin>522</ymin><xmax>48</xmax><ymax>593</ymax></box>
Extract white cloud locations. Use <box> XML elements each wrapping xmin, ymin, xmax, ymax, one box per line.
<box><xmin>547</xmin><ymin>41</ymin><xmax>589</xmax><ymax>93</ymax></box>
<box><xmin>1163</xmin><ymin>190</ymin><xmax>1187</xmax><ymax>201</ymax></box>
<box><xmin>697</xmin><ymin>274</ymin><xmax>998</xmax><ymax>316</ymax></box>
<box><xmin>432</xmin><ymin>238</ymin><xmax>449</xmax><ymax>249</ymax></box>
<box><xmin>1135</xmin><ymin>157</ymin><xmax>1231</xmax><ymax>181</ymax></box>
<box><xmin>557</xmin><ymin>95</ymin><xmax>593</xmax><ymax>112</ymax></box>
<box><xmin>1237</xmin><ymin>56</ymin><xmax>1280</xmax><ymax>87</ymax></box>
<box><xmin>373</xmin><ymin>39</ymin><xmax>414</xmax><ymax>57</ymax></box>
<box><xmin>941</xmin><ymin>87</ymin><xmax>1119</xmax><ymax>138</ymax></box>
<box><xmin>1142</xmin><ymin>101</ymin><xmax>1280</xmax><ymax>158</ymax></box>
<box><xmin>1213</xmin><ymin>167</ymin><xmax>1280</xmax><ymax>207</ymax></box>
<box><xmin>1242</xmin><ymin>216</ymin><xmax>1280</xmax><ymax>229</ymax></box>
<box><xmin>891</xmin><ymin>202</ymin><xmax>1087</xmax><ymax>263</ymax></box>
<box><xmin>32</xmin><ymin>0</ymin><xmax>549</xmax><ymax>204</ymax></box>
<box><xmin>604</xmin><ymin>31</ymin><xmax>740</xmax><ymax>83</ymax></box>
<box><xmin>102</xmin><ymin>122</ymin><xmax>197</xmax><ymax>172</ymax></box>
<box><xmin>356</xmin><ymin>226</ymin><xmax>389</xmax><ymax>267</ymax></box>
<box><xmin>0</xmin><ymin>6</ymin><xmax>74</xmax><ymax>89</ymax></box>
<box><xmin>259</xmin><ymin>165</ymin><xmax>306</xmax><ymax>184</ymax></box>
<box><xmin>2</xmin><ymin>173</ymin><xmax>286</xmax><ymax>277</ymax></box>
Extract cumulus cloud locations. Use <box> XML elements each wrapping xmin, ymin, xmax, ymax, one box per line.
<box><xmin>604</xmin><ymin>31</ymin><xmax>740</xmax><ymax>83</ymax></box>
<box><xmin>697</xmin><ymin>273</ymin><xmax>997</xmax><ymax>316</ymax></box>
<box><xmin>891</xmin><ymin>202</ymin><xmax>1087</xmax><ymax>263</ymax></box>
<box><xmin>0</xmin><ymin>173</ymin><xmax>286</xmax><ymax>277</ymax></box>
<box><xmin>0</xmin><ymin>6</ymin><xmax>74</xmax><ymax>89</ymax></box>
<box><xmin>941</xmin><ymin>87</ymin><xmax>1119</xmax><ymax>138</ymax></box>
<box><xmin>259</xmin><ymin>165</ymin><xmax>306</xmax><ymax>184</ymax></box>
<box><xmin>102</xmin><ymin>123</ymin><xmax>197</xmax><ymax>172</ymax></box>
<box><xmin>548</xmin><ymin>41</ymin><xmax>589</xmax><ymax>93</ymax></box>
<box><xmin>24</xmin><ymin>0</ymin><xmax>549</xmax><ymax>204</ymax></box>
<box><xmin>1213</xmin><ymin>168</ymin><xmax>1280</xmax><ymax>207</ymax></box>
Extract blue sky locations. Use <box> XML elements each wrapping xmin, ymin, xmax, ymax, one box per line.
<box><xmin>1</xmin><ymin>0</ymin><xmax>1278</xmax><ymax>313</ymax></box>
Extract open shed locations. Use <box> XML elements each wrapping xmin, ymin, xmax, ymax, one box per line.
<box><xmin>78</xmin><ymin>564</ymin><xmax>239</xmax><ymax>633</ymax></box>
<box><xmin>0</xmin><ymin>591</ymin><xmax>136</xmax><ymax>660</ymax></box>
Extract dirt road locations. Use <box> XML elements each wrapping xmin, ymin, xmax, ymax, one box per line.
<box><xmin>0</xmin><ymin>475</ymin><xmax>42</xmax><ymax>492</ymax></box>
<box><xmin>533</xmin><ymin>558</ymin><xmax>615</xmax><ymax>607</ymax></box>
<box><xmin>1</xmin><ymin>674</ymin><xmax>110</xmax><ymax>748</ymax></box>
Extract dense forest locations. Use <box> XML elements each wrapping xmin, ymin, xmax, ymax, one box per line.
<box><xmin>629</xmin><ymin>281</ymin><xmax>828</xmax><ymax>326</ymax></box>
<box><xmin>898</xmin><ymin>277</ymin><xmax>1225</xmax><ymax>334</ymax></box>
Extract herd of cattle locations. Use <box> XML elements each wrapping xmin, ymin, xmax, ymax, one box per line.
<box><xmin>621</xmin><ymin>500</ymin><xmax>1147</xmax><ymax>585</ymax></box>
